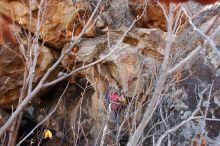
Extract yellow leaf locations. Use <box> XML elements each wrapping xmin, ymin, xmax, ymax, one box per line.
<box><xmin>173</xmin><ymin>70</ymin><xmax>182</xmax><ymax>82</ymax></box>
<box><xmin>44</xmin><ymin>129</ymin><xmax>53</xmax><ymax>139</ymax></box>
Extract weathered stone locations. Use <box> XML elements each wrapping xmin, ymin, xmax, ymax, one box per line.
<box><xmin>61</xmin><ymin>28</ymin><xmax>166</xmax><ymax>97</ymax></box>
<box><xmin>0</xmin><ymin>0</ymin><xmax>96</xmax><ymax>49</ymax></box>
<box><xmin>0</xmin><ymin>23</ymin><xmax>55</xmax><ymax>108</ymax></box>
<box><xmin>129</xmin><ymin>1</ymin><xmax>167</xmax><ymax>31</ymax></box>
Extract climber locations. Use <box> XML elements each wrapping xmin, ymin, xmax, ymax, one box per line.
<box><xmin>110</xmin><ymin>92</ymin><xmax>122</xmax><ymax>110</ymax></box>
<box><xmin>105</xmin><ymin>89</ymin><xmax>128</xmax><ymax>111</ymax></box>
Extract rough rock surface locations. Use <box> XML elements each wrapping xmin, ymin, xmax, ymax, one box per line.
<box><xmin>61</xmin><ymin>28</ymin><xmax>166</xmax><ymax>97</ymax></box>
<box><xmin>1</xmin><ymin>1</ymin><xmax>220</xmax><ymax>146</ymax></box>
<box><xmin>129</xmin><ymin>0</ymin><xmax>167</xmax><ymax>31</ymax></box>
<box><xmin>0</xmin><ymin>0</ymin><xmax>96</xmax><ymax>49</ymax></box>
<box><xmin>0</xmin><ymin>22</ymin><xmax>55</xmax><ymax>107</ymax></box>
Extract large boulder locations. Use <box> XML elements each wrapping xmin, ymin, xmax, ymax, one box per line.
<box><xmin>129</xmin><ymin>0</ymin><xmax>167</xmax><ymax>31</ymax></box>
<box><xmin>0</xmin><ymin>0</ymin><xmax>96</xmax><ymax>49</ymax></box>
<box><xmin>0</xmin><ymin>16</ymin><xmax>55</xmax><ymax>108</ymax></box>
<box><xmin>61</xmin><ymin>28</ymin><xmax>166</xmax><ymax>97</ymax></box>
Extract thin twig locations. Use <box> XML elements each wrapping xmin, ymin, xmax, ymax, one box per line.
<box><xmin>0</xmin><ymin>0</ymin><xmax>102</xmax><ymax>137</ymax></box>
<box><xmin>16</xmin><ymin>83</ymin><xmax>70</xmax><ymax>146</ymax></box>
<box><xmin>168</xmin><ymin>45</ymin><xmax>202</xmax><ymax>74</ymax></box>
<box><xmin>183</xmin><ymin>7</ymin><xmax>220</xmax><ymax>58</ymax></box>
<box><xmin>155</xmin><ymin>85</ymin><xmax>211</xmax><ymax>146</ymax></box>
<box><xmin>127</xmin><ymin>4</ymin><xmax>175</xmax><ymax>146</ymax></box>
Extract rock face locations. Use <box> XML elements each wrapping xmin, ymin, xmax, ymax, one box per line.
<box><xmin>129</xmin><ymin>0</ymin><xmax>167</xmax><ymax>31</ymax></box>
<box><xmin>1</xmin><ymin>0</ymin><xmax>220</xmax><ymax>146</ymax></box>
<box><xmin>0</xmin><ymin>0</ymin><xmax>95</xmax><ymax>49</ymax></box>
<box><xmin>0</xmin><ymin>20</ymin><xmax>55</xmax><ymax>107</ymax></box>
<box><xmin>61</xmin><ymin>28</ymin><xmax>166</xmax><ymax>97</ymax></box>
<box><xmin>0</xmin><ymin>46</ymin><xmax>23</xmax><ymax>107</ymax></box>
<box><xmin>0</xmin><ymin>0</ymin><xmax>168</xmax><ymax>108</ymax></box>
<box><xmin>53</xmin><ymin>28</ymin><xmax>166</xmax><ymax>145</ymax></box>
<box><xmin>0</xmin><ymin>0</ymin><xmax>95</xmax><ymax>107</ymax></box>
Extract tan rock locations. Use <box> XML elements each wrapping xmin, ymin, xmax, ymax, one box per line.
<box><xmin>0</xmin><ymin>14</ymin><xmax>17</xmax><ymax>45</ymax></box>
<box><xmin>61</xmin><ymin>28</ymin><xmax>166</xmax><ymax>97</ymax></box>
<box><xmin>129</xmin><ymin>1</ymin><xmax>167</xmax><ymax>31</ymax></box>
<box><xmin>0</xmin><ymin>0</ymin><xmax>96</xmax><ymax>49</ymax></box>
<box><xmin>0</xmin><ymin>22</ymin><xmax>55</xmax><ymax>108</ymax></box>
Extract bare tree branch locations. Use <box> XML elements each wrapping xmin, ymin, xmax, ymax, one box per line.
<box><xmin>0</xmin><ymin>0</ymin><xmax>102</xmax><ymax>137</ymax></box>
<box><xmin>127</xmin><ymin>4</ymin><xmax>175</xmax><ymax>146</ymax></box>
<box><xmin>155</xmin><ymin>84</ymin><xmax>212</xmax><ymax>146</ymax></box>
<box><xmin>16</xmin><ymin>83</ymin><xmax>70</xmax><ymax>146</ymax></box>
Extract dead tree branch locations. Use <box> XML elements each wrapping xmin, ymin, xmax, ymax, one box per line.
<box><xmin>127</xmin><ymin>4</ymin><xmax>175</xmax><ymax>146</ymax></box>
